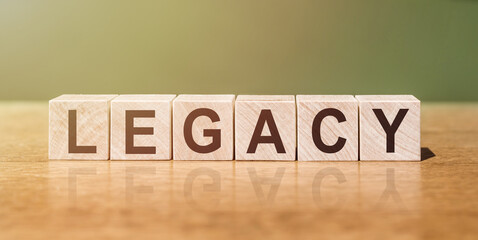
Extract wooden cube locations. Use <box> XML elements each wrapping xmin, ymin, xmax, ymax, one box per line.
<box><xmin>297</xmin><ymin>95</ymin><xmax>358</xmax><ymax>161</ymax></box>
<box><xmin>173</xmin><ymin>95</ymin><xmax>235</xmax><ymax>160</ymax></box>
<box><xmin>356</xmin><ymin>95</ymin><xmax>420</xmax><ymax>161</ymax></box>
<box><xmin>110</xmin><ymin>94</ymin><xmax>176</xmax><ymax>160</ymax></box>
<box><xmin>49</xmin><ymin>94</ymin><xmax>117</xmax><ymax>160</ymax></box>
<box><xmin>235</xmin><ymin>95</ymin><xmax>296</xmax><ymax>161</ymax></box>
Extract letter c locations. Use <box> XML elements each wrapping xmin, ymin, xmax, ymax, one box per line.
<box><xmin>312</xmin><ymin>108</ymin><xmax>347</xmax><ymax>154</ymax></box>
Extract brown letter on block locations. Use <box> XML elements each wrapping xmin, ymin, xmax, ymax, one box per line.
<box><xmin>68</xmin><ymin>110</ymin><xmax>97</xmax><ymax>153</ymax></box>
<box><xmin>297</xmin><ymin>95</ymin><xmax>358</xmax><ymax>161</ymax></box>
<box><xmin>49</xmin><ymin>94</ymin><xmax>117</xmax><ymax>160</ymax></box>
<box><xmin>235</xmin><ymin>95</ymin><xmax>296</xmax><ymax>161</ymax></box>
<box><xmin>125</xmin><ymin>110</ymin><xmax>156</xmax><ymax>154</ymax></box>
<box><xmin>312</xmin><ymin>108</ymin><xmax>347</xmax><ymax>154</ymax></box>
<box><xmin>247</xmin><ymin>109</ymin><xmax>285</xmax><ymax>154</ymax></box>
<box><xmin>357</xmin><ymin>95</ymin><xmax>420</xmax><ymax>161</ymax></box>
<box><xmin>173</xmin><ymin>95</ymin><xmax>234</xmax><ymax>160</ymax></box>
<box><xmin>110</xmin><ymin>94</ymin><xmax>175</xmax><ymax>160</ymax></box>
<box><xmin>372</xmin><ymin>108</ymin><xmax>408</xmax><ymax>153</ymax></box>
<box><xmin>184</xmin><ymin>108</ymin><xmax>221</xmax><ymax>153</ymax></box>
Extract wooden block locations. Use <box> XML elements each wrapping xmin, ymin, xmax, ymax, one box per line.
<box><xmin>49</xmin><ymin>94</ymin><xmax>117</xmax><ymax>160</ymax></box>
<box><xmin>110</xmin><ymin>94</ymin><xmax>176</xmax><ymax>160</ymax></box>
<box><xmin>297</xmin><ymin>95</ymin><xmax>358</xmax><ymax>161</ymax></box>
<box><xmin>235</xmin><ymin>95</ymin><xmax>296</xmax><ymax>161</ymax></box>
<box><xmin>356</xmin><ymin>95</ymin><xmax>420</xmax><ymax>161</ymax></box>
<box><xmin>173</xmin><ymin>95</ymin><xmax>235</xmax><ymax>160</ymax></box>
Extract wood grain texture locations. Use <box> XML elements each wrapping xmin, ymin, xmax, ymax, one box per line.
<box><xmin>1</xmin><ymin>102</ymin><xmax>478</xmax><ymax>239</ymax></box>
<box><xmin>49</xmin><ymin>95</ymin><xmax>117</xmax><ymax>160</ymax></box>
<box><xmin>297</xmin><ymin>95</ymin><xmax>358</xmax><ymax>161</ymax></box>
<box><xmin>172</xmin><ymin>95</ymin><xmax>235</xmax><ymax>160</ymax></box>
<box><xmin>235</xmin><ymin>95</ymin><xmax>296</xmax><ymax>161</ymax></box>
<box><xmin>110</xmin><ymin>95</ymin><xmax>176</xmax><ymax>160</ymax></box>
<box><xmin>357</xmin><ymin>95</ymin><xmax>420</xmax><ymax>161</ymax></box>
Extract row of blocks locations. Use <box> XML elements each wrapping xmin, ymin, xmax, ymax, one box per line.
<box><xmin>49</xmin><ymin>94</ymin><xmax>420</xmax><ymax>161</ymax></box>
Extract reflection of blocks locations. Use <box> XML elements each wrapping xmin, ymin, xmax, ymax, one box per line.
<box><xmin>171</xmin><ymin>161</ymin><xmax>234</xmax><ymax>211</ymax></box>
<box><xmin>49</xmin><ymin>95</ymin><xmax>117</xmax><ymax>160</ymax></box>
<box><xmin>357</xmin><ymin>95</ymin><xmax>420</xmax><ymax>161</ymax></box>
<box><xmin>47</xmin><ymin>162</ymin><xmax>109</xmax><ymax>206</ymax></box>
<box><xmin>110</xmin><ymin>95</ymin><xmax>176</xmax><ymax>160</ymax></box>
<box><xmin>359</xmin><ymin>163</ymin><xmax>421</xmax><ymax>212</ymax></box>
<box><xmin>235</xmin><ymin>95</ymin><xmax>296</xmax><ymax>161</ymax></box>
<box><xmin>173</xmin><ymin>95</ymin><xmax>235</xmax><ymax>160</ymax></box>
<box><xmin>297</xmin><ymin>95</ymin><xmax>358</xmax><ymax>161</ymax></box>
<box><xmin>234</xmin><ymin>162</ymin><xmax>297</xmax><ymax>211</ymax></box>
<box><xmin>297</xmin><ymin>162</ymin><xmax>360</xmax><ymax>212</ymax></box>
<box><xmin>109</xmin><ymin>161</ymin><xmax>171</xmax><ymax>208</ymax></box>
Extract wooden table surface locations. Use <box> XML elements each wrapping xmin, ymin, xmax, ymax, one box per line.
<box><xmin>1</xmin><ymin>102</ymin><xmax>477</xmax><ymax>240</ymax></box>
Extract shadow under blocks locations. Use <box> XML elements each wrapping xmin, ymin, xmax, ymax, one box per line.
<box><xmin>421</xmin><ymin>147</ymin><xmax>436</xmax><ymax>161</ymax></box>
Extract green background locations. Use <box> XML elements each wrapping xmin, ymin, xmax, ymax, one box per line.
<box><xmin>1</xmin><ymin>0</ymin><xmax>477</xmax><ymax>101</ymax></box>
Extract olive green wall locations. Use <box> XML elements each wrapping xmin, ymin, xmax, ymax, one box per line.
<box><xmin>1</xmin><ymin>0</ymin><xmax>477</xmax><ymax>101</ymax></box>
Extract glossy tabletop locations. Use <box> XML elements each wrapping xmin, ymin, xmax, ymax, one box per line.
<box><xmin>1</xmin><ymin>102</ymin><xmax>477</xmax><ymax>239</ymax></box>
